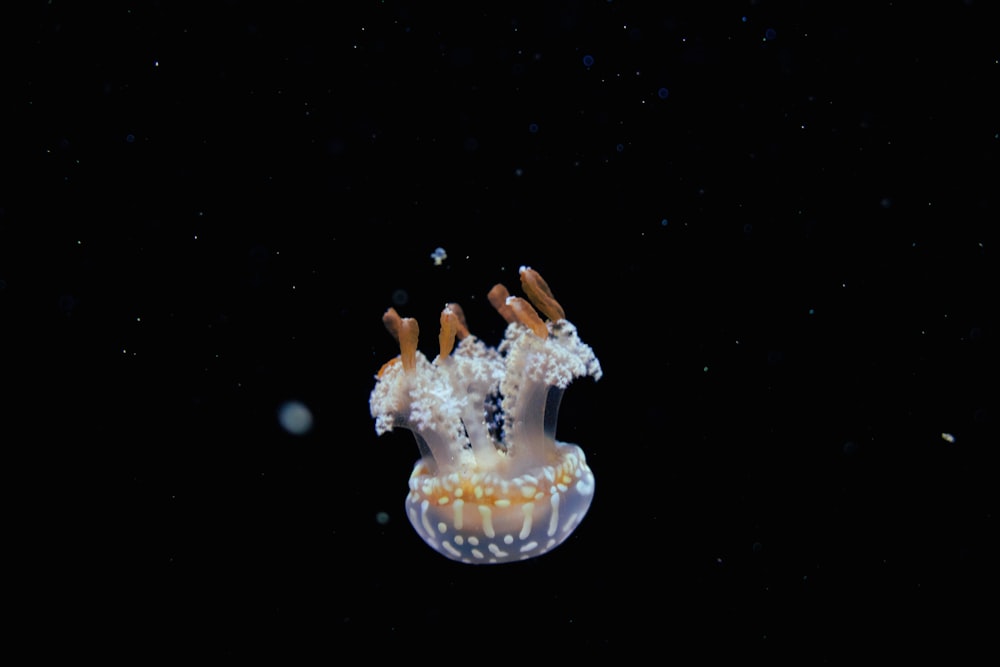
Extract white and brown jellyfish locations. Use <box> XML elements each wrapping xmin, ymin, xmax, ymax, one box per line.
<box><xmin>369</xmin><ymin>266</ymin><xmax>602</xmax><ymax>564</ymax></box>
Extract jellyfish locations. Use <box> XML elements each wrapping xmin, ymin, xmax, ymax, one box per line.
<box><xmin>369</xmin><ymin>266</ymin><xmax>602</xmax><ymax>564</ymax></box>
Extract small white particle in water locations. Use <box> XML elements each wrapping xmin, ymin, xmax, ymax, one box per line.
<box><xmin>278</xmin><ymin>400</ymin><xmax>314</xmax><ymax>435</ymax></box>
<box><xmin>430</xmin><ymin>247</ymin><xmax>447</xmax><ymax>266</ymax></box>
<box><xmin>941</xmin><ymin>432</ymin><xmax>955</xmax><ymax>443</ymax></box>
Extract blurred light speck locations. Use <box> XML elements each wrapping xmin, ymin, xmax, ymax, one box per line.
<box><xmin>278</xmin><ymin>400</ymin><xmax>314</xmax><ymax>436</ymax></box>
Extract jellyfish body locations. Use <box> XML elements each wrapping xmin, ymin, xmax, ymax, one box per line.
<box><xmin>369</xmin><ymin>267</ymin><xmax>602</xmax><ymax>564</ymax></box>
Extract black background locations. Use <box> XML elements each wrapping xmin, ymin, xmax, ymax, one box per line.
<box><xmin>10</xmin><ymin>0</ymin><xmax>996</xmax><ymax>660</ymax></box>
